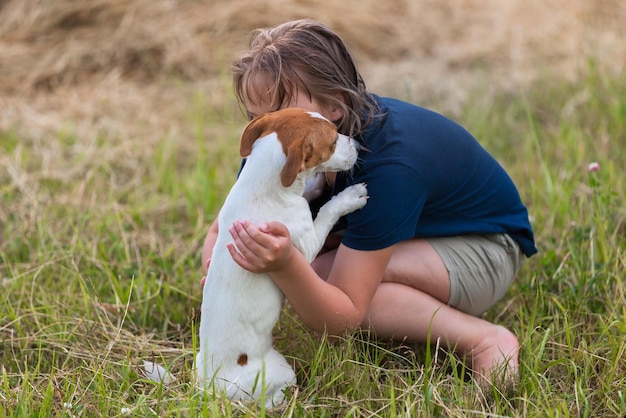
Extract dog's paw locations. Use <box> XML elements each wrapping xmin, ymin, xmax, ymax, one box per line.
<box><xmin>340</xmin><ymin>182</ymin><xmax>368</xmax><ymax>205</ymax></box>
<box><xmin>330</xmin><ymin>182</ymin><xmax>368</xmax><ymax>214</ymax></box>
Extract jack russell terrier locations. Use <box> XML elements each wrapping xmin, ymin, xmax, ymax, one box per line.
<box><xmin>196</xmin><ymin>108</ymin><xmax>368</xmax><ymax>406</ymax></box>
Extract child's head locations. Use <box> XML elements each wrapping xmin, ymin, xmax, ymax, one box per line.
<box><xmin>232</xmin><ymin>19</ymin><xmax>377</xmax><ymax>136</ymax></box>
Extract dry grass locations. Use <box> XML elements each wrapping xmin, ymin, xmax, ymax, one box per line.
<box><xmin>1</xmin><ymin>0</ymin><xmax>624</xmax><ymax>142</ymax></box>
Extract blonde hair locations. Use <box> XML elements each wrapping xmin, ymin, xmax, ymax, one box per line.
<box><xmin>232</xmin><ymin>19</ymin><xmax>379</xmax><ymax>137</ymax></box>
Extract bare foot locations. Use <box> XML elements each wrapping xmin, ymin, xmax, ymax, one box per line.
<box><xmin>466</xmin><ymin>325</ymin><xmax>519</xmax><ymax>387</ymax></box>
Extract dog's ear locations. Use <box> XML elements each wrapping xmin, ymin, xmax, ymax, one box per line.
<box><xmin>239</xmin><ymin>115</ymin><xmax>267</xmax><ymax>157</ymax></box>
<box><xmin>280</xmin><ymin>138</ymin><xmax>305</xmax><ymax>187</ymax></box>
<box><xmin>280</xmin><ymin>118</ymin><xmax>336</xmax><ymax>187</ymax></box>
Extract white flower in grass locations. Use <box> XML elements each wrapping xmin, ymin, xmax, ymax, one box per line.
<box><xmin>63</xmin><ymin>402</ymin><xmax>72</xmax><ymax>409</ymax></box>
<box><xmin>121</xmin><ymin>406</ymin><xmax>132</xmax><ymax>415</ymax></box>
<box><xmin>588</xmin><ymin>162</ymin><xmax>600</xmax><ymax>172</ymax></box>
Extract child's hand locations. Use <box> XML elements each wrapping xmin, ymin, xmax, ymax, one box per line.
<box><xmin>227</xmin><ymin>220</ymin><xmax>294</xmax><ymax>274</ymax></box>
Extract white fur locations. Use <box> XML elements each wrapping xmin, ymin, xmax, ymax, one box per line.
<box><xmin>196</xmin><ymin>112</ymin><xmax>368</xmax><ymax>407</ymax></box>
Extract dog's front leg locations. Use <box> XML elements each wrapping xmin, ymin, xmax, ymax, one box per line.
<box><xmin>312</xmin><ymin>183</ymin><xmax>368</xmax><ymax>252</ymax></box>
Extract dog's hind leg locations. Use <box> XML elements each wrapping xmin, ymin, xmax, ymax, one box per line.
<box><xmin>260</xmin><ymin>348</ymin><xmax>296</xmax><ymax>408</ymax></box>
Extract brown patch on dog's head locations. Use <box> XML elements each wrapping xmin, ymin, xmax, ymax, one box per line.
<box><xmin>237</xmin><ymin>353</ymin><xmax>248</xmax><ymax>366</ymax></box>
<box><xmin>239</xmin><ymin>108</ymin><xmax>338</xmax><ymax>187</ymax></box>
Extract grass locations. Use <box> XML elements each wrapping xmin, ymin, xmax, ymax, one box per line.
<box><xmin>1</xmin><ymin>64</ymin><xmax>625</xmax><ymax>417</ymax></box>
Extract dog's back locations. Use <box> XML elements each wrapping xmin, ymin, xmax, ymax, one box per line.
<box><xmin>195</xmin><ymin>109</ymin><xmax>367</xmax><ymax>407</ymax></box>
<box><xmin>197</xmin><ymin>134</ymin><xmax>301</xmax><ymax>404</ymax></box>
<box><xmin>203</xmin><ymin>134</ymin><xmax>318</xmax><ymax>347</ymax></box>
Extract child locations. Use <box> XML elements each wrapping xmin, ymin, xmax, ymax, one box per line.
<box><xmin>201</xmin><ymin>19</ymin><xmax>537</xmax><ymax>385</ymax></box>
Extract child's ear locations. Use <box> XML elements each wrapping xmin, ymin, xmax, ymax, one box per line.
<box><xmin>326</xmin><ymin>93</ymin><xmax>345</xmax><ymax>123</ymax></box>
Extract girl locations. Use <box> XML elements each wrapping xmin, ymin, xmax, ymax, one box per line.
<box><xmin>201</xmin><ymin>19</ymin><xmax>537</xmax><ymax>385</ymax></box>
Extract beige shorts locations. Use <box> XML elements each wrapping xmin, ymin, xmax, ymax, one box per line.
<box><xmin>428</xmin><ymin>234</ymin><xmax>524</xmax><ymax>316</ymax></box>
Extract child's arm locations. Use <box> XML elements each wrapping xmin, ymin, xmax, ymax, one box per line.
<box><xmin>201</xmin><ymin>214</ymin><xmax>220</xmax><ymax>274</ymax></box>
<box><xmin>227</xmin><ymin>219</ymin><xmax>394</xmax><ymax>335</ymax></box>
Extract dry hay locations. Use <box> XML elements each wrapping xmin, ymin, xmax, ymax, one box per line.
<box><xmin>0</xmin><ymin>0</ymin><xmax>624</xmax><ymax>142</ymax></box>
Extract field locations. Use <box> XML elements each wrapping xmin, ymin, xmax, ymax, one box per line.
<box><xmin>1</xmin><ymin>0</ymin><xmax>625</xmax><ymax>416</ymax></box>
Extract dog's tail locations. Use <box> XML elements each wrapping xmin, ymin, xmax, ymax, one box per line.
<box><xmin>142</xmin><ymin>360</ymin><xmax>176</xmax><ymax>385</ymax></box>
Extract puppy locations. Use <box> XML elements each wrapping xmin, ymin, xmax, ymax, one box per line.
<box><xmin>196</xmin><ymin>108</ymin><xmax>368</xmax><ymax>407</ymax></box>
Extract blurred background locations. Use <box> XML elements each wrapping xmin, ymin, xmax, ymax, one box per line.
<box><xmin>1</xmin><ymin>0</ymin><xmax>624</xmax><ymax>144</ymax></box>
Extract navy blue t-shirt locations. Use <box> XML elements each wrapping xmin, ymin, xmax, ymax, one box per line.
<box><xmin>331</xmin><ymin>95</ymin><xmax>537</xmax><ymax>257</ymax></box>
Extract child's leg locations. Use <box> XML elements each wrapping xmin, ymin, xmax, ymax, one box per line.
<box><xmin>364</xmin><ymin>281</ymin><xmax>519</xmax><ymax>384</ymax></box>
<box><xmin>312</xmin><ymin>235</ymin><xmax>521</xmax><ymax>384</ymax></box>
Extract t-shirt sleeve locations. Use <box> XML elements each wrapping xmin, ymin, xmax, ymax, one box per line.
<box><xmin>341</xmin><ymin>162</ymin><xmax>427</xmax><ymax>251</ymax></box>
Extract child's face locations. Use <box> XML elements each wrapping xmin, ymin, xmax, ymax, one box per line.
<box><xmin>245</xmin><ymin>73</ymin><xmax>342</xmax><ymax>123</ymax></box>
